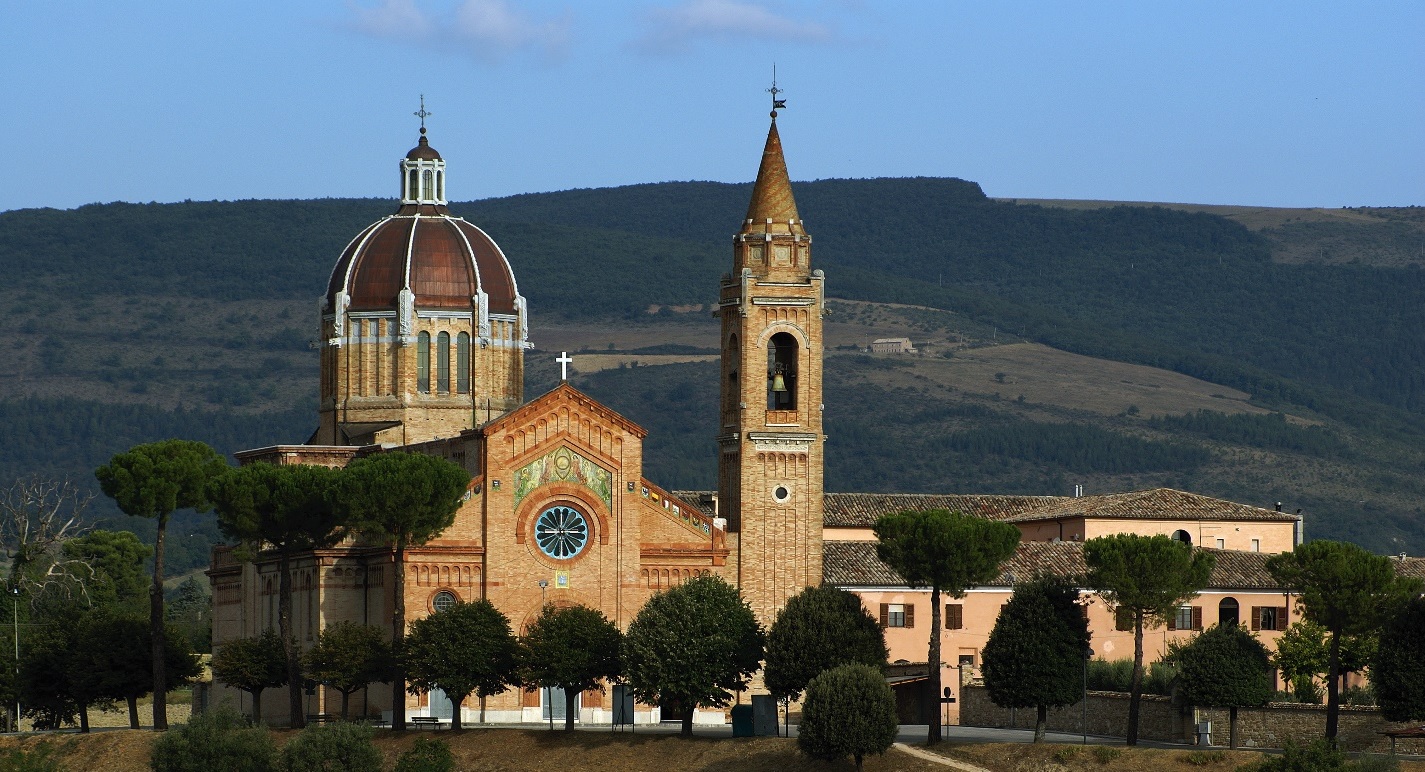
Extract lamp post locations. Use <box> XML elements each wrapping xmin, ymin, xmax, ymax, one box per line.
<box><xmin>11</xmin><ymin>585</ymin><xmax>19</xmax><ymax>733</ymax></box>
<box><xmin>1082</xmin><ymin>645</ymin><xmax>1094</xmax><ymax>745</ymax></box>
<box><xmin>537</xmin><ymin>580</ymin><xmax>550</xmax><ymax>730</ymax></box>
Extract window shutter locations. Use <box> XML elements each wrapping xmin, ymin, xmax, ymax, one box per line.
<box><xmin>1276</xmin><ymin>607</ymin><xmax>1289</xmax><ymax>632</ymax></box>
<box><xmin>945</xmin><ymin>604</ymin><xmax>963</xmax><ymax>630</ymax></box>
<box><xmin>1192</xmin><ymin>606</ymin><xmax>1203</xmax><ymax>631</ymax></box>
<box><xmin>1167</xmin><ymin>613</ymin><xmax>1177</xmax><ymax>631</ymax></box>
<box><xmin>905</xmin><ymin>604</ymin><xmax>915</xmax><ymax>629</ymax></box>
<box><xmin>1250</xmin><ymin>607</ymin><xmax>1261</xmax><ymax>631</ymax></box>
<box><xmin>1115</xmin><ymin>608</ymin><xmax>1132</xmax><ymax>632</ymax></box>
<box><xmin>879</xmin><ymin>603</ymin><xmax>889</xmax><ymax>628</ymax></box>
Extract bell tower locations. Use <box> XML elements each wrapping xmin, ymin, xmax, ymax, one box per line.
<box><xmin>717</xmin><ymin>95</ymin><xmax>825</xmax><ymax>624</ymax></box>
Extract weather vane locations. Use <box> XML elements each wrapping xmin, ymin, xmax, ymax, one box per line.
<box><xmin>414</xmin><ymin>95</ymin><xmax>432</xmax><ymax>133</ymax></box>
<box><xmin>768</xmin><ymin>65</ymin><xmax>786</xmax><ymax>118</ymax></box>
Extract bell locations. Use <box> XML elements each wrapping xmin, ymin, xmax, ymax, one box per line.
<box><xmin>771</xmin><ymin>371</ymin><xmax>787</xmax><ymax>393</ymax></box>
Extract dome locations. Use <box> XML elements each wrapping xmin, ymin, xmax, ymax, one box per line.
<box><xmin>326</xmin><ymin>213</ymin><xmax>519</xmax><ymax>314</ymax></box>
<box><xmin>406</xmin><ymin>133</ymin><xmax>442</xmax><ymax>161</ymax></box>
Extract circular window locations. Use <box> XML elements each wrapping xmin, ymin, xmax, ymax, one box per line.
<box><xmin>773</xmin><ymin>486</ymin><xmax>791</xmax><ymax>503</ymax></box>
<box><xmin>432</xmin><ymin>590</ymin><xmax>457</xmax><ymax>612</ymax></box>
<box><xmin>535</xmin><ymin>505</ymin><xmax>589</xmax><ymax>559</ymax></box>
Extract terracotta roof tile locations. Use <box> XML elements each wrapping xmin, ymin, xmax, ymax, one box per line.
<box><xmin>823</xmin><ymin>492</ymin><xmax>1060</xmax><ymax>527</ymax></box>
<box><xmin>824</xmin><ymin>541</ymin><xmax>1296</xmax><ymax>591</ymax></box>
<box><xmin>998</xmin><ymin>488</ymin><xmax>1300</xmax><ymax>524</ymax></box>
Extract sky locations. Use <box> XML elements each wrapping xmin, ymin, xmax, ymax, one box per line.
<box><xmin>2</xmin><ymin>1</ymin><xmax>1421</xmax><ymax>213</ymax></box>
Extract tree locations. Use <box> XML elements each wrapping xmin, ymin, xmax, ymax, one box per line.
<box><xmin>303</xmin><ymin>621</ymin><xmax>394</xmax><ymax>721</ymax></box>
<box><xmin>63</xmin><ymin>530</ymin><xmax>150</xmax><ymax>614</ymax></box>
<box><xmin>332</xmin><ymin>451</ymin><xmax>470</xmax><ymax>731</ymax></box>
<box><xmin>211</xmin><ymin>462</ymin><xmax>347</xmax><ymax>728</ymax></box>
<box><xmin>981</xmin><ymin>575</ymin><xmax>1091</xmax><ymax>743</ymax></box>
<box><xmin>403</xmin><ymin>599</ymin><xmax>517</xmax><ymax>731</ymax></box>
<box><xmin>797</xmin><ymin>664</ymin><xmax>899</xmax><ymax>772</ymax></box>
<box><xmin>1274</xmin><ymin>620</ymin><xmax>1374</xmax><ymax>704</ymax></box>
<box><xmin>623</xmin><ymin>574</ymin><xmax>764</xmax><ymax>737</ymax></box>
<box><xmin>1374</xmin><ymin>596</ymin><xmax>1425</xmax><ymax>722</ymax></box>
<box><xmin>0</xmin><ymin>477</ymin><xmax>93</xmax><ymax>595</ymax></box>
<box><xmin>211</xmin><ymin>628</ymin><xmax>288</xmax><ymax>725</ymax></box>
<box><xmin>87</xmin><ymin>615</ymin><xmax>202</xmax><ymax>729</ymax></box>
<box><xmin>764</xmin><ymin>585</ymin><xmax>887</xmax><ymax>705</ymax></box>
<box><xmin>1083</xmin><ymin>533</ymin><xmax>1214</xmax><ymax>745</ymax></box>
<box><xmin>517</xmin><ymin>603</ymin><xmax>623</xmax><ymax>731</ymax></box>
<box><xmin>167</xmin><ymin>576</ymin><xmax>213</xmax><ymax>654</ymax></box>
<box><xmin>1171</xmin><ymin>624</ymin><xmax>1273</xmax><ymax>748</ymax></box>
<box><xmin>95</xmin><ymin>439</ymin><xmax>228</xmax><ymax>730</ymax></box>
<box><xmin>873</xmin><ymin>508</ymin><xmax>1020</xmax><ymax>745</ymax></box>
<box><xmin>1266</xmin><ymin>540</ymin><xmax>1421</xmax><ymax>741</ymax></box>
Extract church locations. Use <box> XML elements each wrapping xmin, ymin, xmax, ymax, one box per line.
<box><xmin>209</xmin><ymin>104</ymin><xmax>1308</xmax><ymax>727</ymax></box>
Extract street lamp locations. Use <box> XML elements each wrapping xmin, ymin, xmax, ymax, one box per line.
<box><xmin>1082</xmin><ymin>645</ymin><xmax>1094</xmax><ymax>745</ymax></box>
<box><xmin>11</xmin><ymin>585</ymin><xmax>19</xmax><ymax>733</ymax></box>
<box><xmin>537</xmin><ymin>580</ymin><xmax>550</xmax><ymax>730</ymax></box>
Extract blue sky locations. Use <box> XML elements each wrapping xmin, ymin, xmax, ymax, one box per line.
<box><xmin>3</xmin><ymin>1</ymin><xmax>1421</xmax><ymax>213</ymax></box>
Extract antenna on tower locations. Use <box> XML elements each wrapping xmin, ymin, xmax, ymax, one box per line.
<box><xmin>414</xmin><ymin>94</ymin><xmax>433</xmax><ymax>134</ymax></box>
<box><xmin>768</xmin><ymin>65</ymin><xmax>787</xmax><ymax>118</ymax></box>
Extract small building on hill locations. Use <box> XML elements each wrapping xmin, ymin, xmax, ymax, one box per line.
<box><xmin>870</xmin><ymin>337</ymin><xmax>917</xmax><ymax>354</ymax></box>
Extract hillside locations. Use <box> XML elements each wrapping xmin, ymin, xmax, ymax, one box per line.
<box><xmin>1</xmin><ymin>180</ymin><xmax>1423</xmax><ymax>565</ymax></box>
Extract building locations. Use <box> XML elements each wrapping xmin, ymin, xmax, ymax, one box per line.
<box><xmin>870</xmin><ymin>337</ymin><xmax>917</xmax><ymax>354</ymax></box>
<box><xmin>209</xmin><ymin>107</ymin><xmax>1308</xmax><ymax>728</ymax></box>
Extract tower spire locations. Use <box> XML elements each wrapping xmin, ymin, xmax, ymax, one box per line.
<box><xmin>743</xmin><ymin>75</ymin><xmax>801</xmax><ymax>234</ymax></box>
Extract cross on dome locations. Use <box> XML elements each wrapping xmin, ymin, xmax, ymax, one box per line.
<box><xmin>414</xmin><ymin>94</ymin><xmax>432</xmax><ymax>133</ymax></box>
<box><xmin>556</xmin><ymin>352</ymin><xmax>573</xmax><ymax>381</ymax></box>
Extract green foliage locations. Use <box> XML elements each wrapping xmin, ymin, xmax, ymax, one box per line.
<box><xmin>280</xmin><ymin>721</ymin><xmax>382</xmax><ymax>772</ymax></box>
<box><xmin>872</xmin><ymin>509</ymin><xmax>1021</xmax><ymax>597</ymax></box>
<box><xmin>1173</xmin><ymin>624</ymin><xmax>1273</xmax><ymax>709</ymax></box>
<box><xmin>1085</xmin><ymin>659</ymin><xmax>1177</xmax><ymax>696</ymax></box>
<box><xmin>302</xmin><ymin>622</ymin><xmax>394</xmax><ymax>720</ymax></box>
<box><xmin>517</xmin><ymin>603</ymin><xmax>622</xmax><ymax>730</ymax></box>
<box><xmin>1054</xmin><ymin>746</ymin><xmax>1082</xmax><ymax>763</ymax></box>
<box><xmin>1148</xmin><ymin>410</ymin><xmax>1346</xmax><ymax>457</ymax></box>
<box><xmin>95</xmin><ymin>439</ymin><xmax>228</xmax><ymax>523</ymax></box>
<box><xmin>64</xmin><ymin>529</ymin><xmax>151</xmax><ymax>613</ymax></box>
<box><xmin>1092</xmin><ymin>745</ymin><xmax>1121</xmax><ymax>763</ymax></box>
<box><xmin>1</xmin><ymin>742</ymin><xmax>61</xmax><ymax>772</ymax></box>
<box><xmin>211</xmin><ymin>464</ymin><xmax>347</xmax><ymax>554</ymax></box>
<box><xmin>983</xmin><ymin>576</ymin><xmax>1092</xmax><ymax>723</ymax></box>
<box><xmin>403</xmin><ymin>599</ymin><xmax>517</xmax><ymax>730</ymax></box>
<box><xmin>797</xmin><ymin>664</ymin><xmax>899</xmax><ymax>772</ymax></box>
<box><xmin>1267</xmin><ymin>540</ymin><xmax>1423</xmax><ymax>737</ymax></box>
<box><xmin>764</xmin><ymin>585</ymin><xmax>887</xmax><ymax>702</ymax></box>
<box><xmin>166</xmin><ymin>576</ymin><xmax>213</xmax><ymax>654</ymax></box>
<box><xmin>335</xmin><ymin>452</ymin><xmax>469</xmax><ymax>551</ymax></box>
<box><xmin>1374</xmin><ymin>596</ymin><xmax>1425</xmax><ymax>721</ymax></box>
<box><xmin>210</xmin><ymin>629</ymin><xmax>287</xmax><ymax>724</ymax></box>
<box><xmin>1236</xmin><ymin>740</ymin><xmax>1401</xmax><ymax>772</ymax></box>
<box><xmin>938</xmin><ymin>421</ymin><xmax>1211</xmax><ymax>474</ymax></box>
<box><xmin>1085</xmin><ymin>534</ymin><xmax>1215</xmax><ymax>627</ymax></box>
<box><xmin>150</xmin><ymin>707</ymin><xmax>278</xmax><ymax>772</ymax></box>
<box><xmin>83</xmin><ymin>616</ymin><xmax>202</xmax><ymax>727</ymax></box>
<box><xmin>394</xmin><ymin>738</ymin><xmax>455</xmax><ymax>772</ymax></box>
<box><xmin>623</xmin><ymin>574</ymin><xmax>764</xmax><ymax>736</ymax></box>
<box><xmin>1181</xmin><ymin>750</ymin><xmax>1227</xmax><ymax>766</ymax></box>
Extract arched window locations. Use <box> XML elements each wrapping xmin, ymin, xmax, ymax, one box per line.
<box><xmin>417</xmin><ymin>331</ymin><xmax>431</xmax><ymax>393</ymax></box>
<box><xmin>421</xmin><ymin>169</ymin><xmax>433</xmax><ymax>200</ymax></box>
<box><xmin>1219</xmin><ymin>597</ymin><xmax>1240</xmax><ymax>628</ymax></box>
<box><xmin>767</xmin><ymin>332</ymin><xmax>798</xmax><ymax>410</ymax></box>
<box><xmin>1172</xmin><ymin>529</ymin><xmax>1192</xmax><ymax>546</ymax></box>
<box><xmin>407</xmin><ymin>169</ymin><xmax>418</xmax><ymax>200</ymax></box>
<box><xmin>432</xmin><ymin>590</ymin><xmax>457</xmax><ymax>613</ymax></box>
<box><xmin>436</xmin><ymin>331</ymin><xmax>451</xmax><ymax>393</ymax></box>
<box><xmin>456</xmin><ymin>332</ymin><xmax>471</xmax><ymax>393</ymax></box>
<box><xmin>724</xmin><ymin>334</ymin><xmax>739</xmax><ymax>419</ymax></box>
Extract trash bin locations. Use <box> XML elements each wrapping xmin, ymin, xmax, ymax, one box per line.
<box><xmin>1196</xmin><ymin>721</ymin><xmax>1212</xmax><ymax>746</ymax></box>
<box><xmin>731</xmin><ymin>704</ymin><xmax>754</xmax><ymax>737</ymax></box>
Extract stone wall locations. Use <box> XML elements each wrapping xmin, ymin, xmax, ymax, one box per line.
<box><xmin>962</xmin><ymin>684</ymin><xmax>1420</xmax><ymax>752</ymax></box>
<box><xmin>960</xmin><ymin>685</ymin><xmax>1187</xmax><ymax>742</ymax></box>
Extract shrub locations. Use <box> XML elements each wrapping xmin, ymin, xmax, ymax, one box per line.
<box><xmin>1182</xmin><ymin>750</ymin><xmax>1227</xmax><ymax>766</ymax></box>
<box><xmin>797</xmin><ymin>664</ymin><xmax>899</xmax><ymax>772</ymax></box>
<box><xmin>280</xmin><ymin>722</ymin><xmax>382</xmax><ymax>772</ymax></box>
<box><xmin>1054</xmin><ymin>746</ymin><xmax>1082</xmax><ymax>763</ymax></box>
<box><xmin>150</xmin><ymin>708</ymin><xmax>278</xmax><ymax>772</ymax></box>
<box><xmin>1092</xmin><ymin>745</ymin><xmax>1121</xmax><ymax>764</ymax></box>
<box><xmin>1231</xmin><ymin>740</ymin><xmax>1397</xmax><ymax>772</ymax></box>
<box><xmin>394</xmin><ymin>738</ymin><xmax>455</xmax><ymax>772</ymax></box>
<box><xmin>2</xmin><ymin>743</ymin><xmax>61</xmax><ymax>772</ymax></box>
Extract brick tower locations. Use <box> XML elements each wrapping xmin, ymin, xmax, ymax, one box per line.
<box><xmin>717</xmin><ymin>103</ymin><xmax>825</xmax><ymax>624</ymax></box>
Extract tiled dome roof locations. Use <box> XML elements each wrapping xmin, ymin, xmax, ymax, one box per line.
<box><xmin>326</xmin><ymin>213</ymin><xmax>518</xmax><ymax>314</ymax></box>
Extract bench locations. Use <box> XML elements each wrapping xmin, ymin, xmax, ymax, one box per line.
<box><xmin>305</xmin><ymin>714</ymin><xmax>336</xmax><ymax>725</ymax></box>
<box><xmin>410</xmin><ymin>716</ymin><xmax>446</xmax><ymax>729</ymax></box>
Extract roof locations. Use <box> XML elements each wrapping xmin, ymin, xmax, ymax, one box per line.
<box><xmin>998</xmin><ymin>488</ymin><xmax>1300</xmax><ymax>524</ymax></box>
<box><xmin>326</xmin><ymin>213</ymin><xmax>519</xmax><ymax>314</ymax></box>
<box><xmin>823</xmin><ymin>493</ymin><xmax>1060</xmax><ymax>527</ymax></box>
<box><xmin>824</xmin><ymin>540</ymin><xmax>1294</xmax><ymax>591</ymax></box>
<box><xmin>740</xmin><ymin>118</ymin><xmax>805</xmax><ymax>237</ymax></box>
<box><xmin>822</xmin><ymin>488</ymin><xmax>1298</xmax><ymax>528</ymax></box>
<box><xmin>406</xmin><ymin>133</ymin><xmax>442</xmax><ymax>161</ymax></box>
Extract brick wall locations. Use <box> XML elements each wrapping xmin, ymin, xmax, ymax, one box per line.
<box><xmin>960</xmin><ymin>685</ymin><xmax>1186</xmax><ymax>742</ymax></box>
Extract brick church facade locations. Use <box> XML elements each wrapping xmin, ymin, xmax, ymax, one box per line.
<box><xmin>209</xmin><ymin>109</ymin><xmax>1312</xmax><ymax>727</ymax></box>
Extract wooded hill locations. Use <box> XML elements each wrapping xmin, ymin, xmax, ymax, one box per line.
<box><xmin>1</xmin><ymin>180</ymin><xmax>1422</xmax><ymax>568</ymax></box>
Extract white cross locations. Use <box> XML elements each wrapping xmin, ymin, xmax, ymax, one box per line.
<box><xmin>556</xmin><ymin>351</ymin><xmax>573</xmax><ymax>381</ymax></box>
